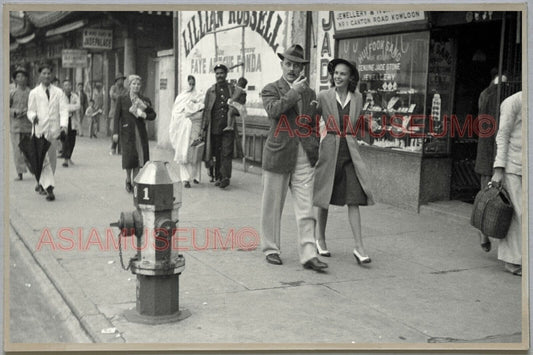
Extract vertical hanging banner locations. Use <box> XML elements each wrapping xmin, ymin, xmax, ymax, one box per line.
<box><xmin>178</xmin><ymin>11</ymin><xmax>290</xmax><ymax>112</ymax></box>
<box><xmin>316</xmin><ymin>11</ymin><xmax>334</xmax><ymax>92</ymax></box>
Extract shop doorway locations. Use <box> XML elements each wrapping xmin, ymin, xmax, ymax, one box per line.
<box><xmin>451</xmin><ymin>21</ymin><xmax>502</xmax><ymax>203</ymax></box>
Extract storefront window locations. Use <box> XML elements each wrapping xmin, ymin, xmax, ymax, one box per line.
<box><xmin>338</xmin><ymin>31</ymin><xmax>430</xmax><ymax>153</ymax></box>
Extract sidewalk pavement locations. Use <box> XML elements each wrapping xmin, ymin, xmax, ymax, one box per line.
<box><xmin>8</xmin><ymin>136</ymin><xmax>523</xmax><ymax>348</ymax></box>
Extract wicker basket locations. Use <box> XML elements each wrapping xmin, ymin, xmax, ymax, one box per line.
<box><xmin>470</xmin><ymin>185</ymin><xmax>514</xmax><ymax>239</ymax></box>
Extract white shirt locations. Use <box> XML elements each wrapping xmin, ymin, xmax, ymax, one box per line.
<box><xmin>27</xmin><ymin>83</ymin><xmax>69</xmax><ymax>140</ymax></box>
<box><xmin>335</xmin><ymin>90</ymin><xmax>351</xmax><ymax>109</ymax></box>
<box><xmin>494</xmin><ymin>91</ymin><xmax>522</xmax><ymax>175</ymax></box>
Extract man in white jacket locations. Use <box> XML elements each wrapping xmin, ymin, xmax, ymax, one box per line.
<box><xmin>491</xmin><ymin>91</ymin><xmax>522</xmax><ymax>276</ymax></box>
<box><xmin>27</xmin><ymin>64</ymin><xmax>68</xmax><ymax>201</ymax></box>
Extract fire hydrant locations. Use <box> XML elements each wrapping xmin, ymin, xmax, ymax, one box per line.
<box><xmin>110</xmin><ymin>161</ymin><xmax>190</xmax><ymax>324</ymax></box>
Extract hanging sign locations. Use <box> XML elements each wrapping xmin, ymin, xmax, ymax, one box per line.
<box><xmin>82</xmin><ymin>29</ymin><xmax>113</xmax><ymax>50</ymax></box>
<box><xmin>62</xmin><ymin>49</ymin><xmax>88</xmax><ymax>68</ymax></box>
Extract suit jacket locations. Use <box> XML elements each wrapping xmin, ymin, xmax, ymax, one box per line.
<box><xmin>113</xmin><ymin>94</ymin><xmax>156</xmax><ymax>169</ymax></box>
<box><xmin>260</xmin><ymin>77</ymin><xmax>319</xmax><ymax>174</ymax></box>
<box><xmin>201</xmin><ymin>81</ymin><xmax>236</xmax><ymax>163</ymax></box>
<box><xmin>313</xmin><ymin>88</ymin><xmax>374</xmax><ymax>208</ymax></box>
<box><xmin>27</xmin><ymin>83</ymin><xmax>69</xmax><ymax>141</ymax></box>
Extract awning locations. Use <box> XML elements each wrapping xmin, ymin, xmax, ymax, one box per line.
<box><xmin>16</xmin><ymin>33</ymin><xmax>35</xmax><ymax>44</ymax></box>
<box><xmin>45</xmin><ymin>19</ymin><xmax>88</xmax><ymax>37</ymax></box>
<box><xmin>9</xmin><ymin>13</ymin><xmax>33</xmax><ymax>37</ymax></box>
<box><xmin>25</xmin><ymin>11</ymin><xmax>72</xmax><ymax>28</ymax></box>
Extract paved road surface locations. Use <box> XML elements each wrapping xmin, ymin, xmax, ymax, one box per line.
<box><xmin>9</xmin><ymin>225</ymin><xmax>92</xmax><ymax>344</ymax></box>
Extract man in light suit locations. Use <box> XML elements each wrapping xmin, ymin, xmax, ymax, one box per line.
<box><xmin>260</xmin><ymin>44</ymin><xmax>327</xmax><ymax>271</ymax></box>
<box><xmin>61</xmin><ymin>79</ymin><xmax>81</xmax><ymax>167</ymax></box>
<box><xmin>27</xmin><ymin>64</ymin><xmax>68</xmax><ymax>201</ymax></box>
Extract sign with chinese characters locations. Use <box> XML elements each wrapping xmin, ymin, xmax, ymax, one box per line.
<box><xmin>160</xmin><ymin>78</ymin><xmax>168</xmax><ymax>90</ymax></box>
<box><xmin>334</xmin><ymin>11</ymin><xmax>425</xmax><ymax>32</ymax></box>
<box><xmin>61</xmin><ymin>49</ymin><xmax>88</xmax><ymax>68</ymax></box>
<box><xmin>82</xmin><ymin>29</ymin><xmax>113</xmax><ymax>50</ymax></box>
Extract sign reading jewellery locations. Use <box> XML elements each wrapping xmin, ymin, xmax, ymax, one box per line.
<box><xmin>334</xmin><ymin>11</ymin><xmax>425</xmax><ymax>32</ymax></box>
<box><xmin>181</xmin><ymin>11</ymin><xmax>284</xmax><ymax>57</ymax></box>
<box><xmin>82</xmin><ymin>28</ymin><xmax>113</xmax><ymax>49</ymax></box>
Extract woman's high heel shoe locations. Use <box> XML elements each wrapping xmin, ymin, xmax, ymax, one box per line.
<box><xmin>353</xmin><ymin>248</ymin><xmax>371</xmax><ymax>265</ymax></box>
<box><xmin>316</xmin><ymin>240</ymin><xmax>331</xmax><ymax>257</ymax></box>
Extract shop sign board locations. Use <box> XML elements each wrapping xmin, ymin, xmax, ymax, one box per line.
<box><xmin>61</xmin><ymin>49</ymin><xmax>88</xmax><ymax>68</ymax></box>
<box><xmin>82</xmin><ymin>29</ymin><xmax>113</xmax><ymax>50</ymax></box>
<box><xmin>334</xmin><ymin>11</ymin><xmax>425</xmax><ymax>32</ymax></box>
<box><xmin>316</xmin><ymin>11</ymin><xmax>335</xmax><ymax>92</ymax></box>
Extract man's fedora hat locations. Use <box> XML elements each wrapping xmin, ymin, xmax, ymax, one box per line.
<box><xmin>114</xmin><ymin>73</ymin><xmax>126</xmax><ymax>82</ymax></box>
<box><xmin>213</xmin><ymin>62</ymin><xmax>228</xmax><ymax>72</ymax></box>
<box><xmin>277</xmin><ymin>44</ymin><xmax>309</xmax><ymax>64</ymax></box>
<box><xmin>12</xmin><ymin>66</ymin><xmax>28</xmax><ymax>80</ymax></box>
<box><xmin>327</xmin><ymin>58</ymin><xmax>359</xmax><ymax>83</ymax></box>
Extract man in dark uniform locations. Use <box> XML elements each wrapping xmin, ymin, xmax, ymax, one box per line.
<box><xmin>202</xmin><ymin>63</ymin><xmax>236</xmax><ymax>189</ymax></box>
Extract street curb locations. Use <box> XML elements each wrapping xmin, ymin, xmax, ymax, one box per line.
<box><xmin>9</xmin><ymin>209</ymin><xmax>124</xmax><ymax>344</ymax></box>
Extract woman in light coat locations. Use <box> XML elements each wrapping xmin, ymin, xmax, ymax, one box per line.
<box><xmin>313</xmin><ymin>58</ymin><xmax>375</xmax><ymax>265</ymax></box>
<box><xmin>169</xmin><ymin>75</ymin><xmax>205</xmax><ymax>187</ymax></box>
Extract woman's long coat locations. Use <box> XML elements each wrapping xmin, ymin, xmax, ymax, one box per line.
<box><xmin>313</xmin><ymin>88</ymin><xmax>375</xmax><ymax>209</ymax></box>
<box><xmin>113</xmin><ymin>94</ymin><xmax>156</xmax><ymax>169</ymax></box>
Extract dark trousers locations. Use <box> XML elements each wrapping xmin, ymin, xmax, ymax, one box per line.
<box><xmin>63</xmin><ymin>119</ymin><xmax>77</xmax><ymax>159</ymax></box>
<box><xmin>211</xmin><ymin>131</ymin><xmax>234</xmax><ymax>180</ymax></box>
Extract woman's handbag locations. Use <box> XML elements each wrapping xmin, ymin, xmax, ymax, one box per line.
<box><xmin>470</xmin><ymin>183</ymin><xmax>514</xmax><ymax>239</ymax></box>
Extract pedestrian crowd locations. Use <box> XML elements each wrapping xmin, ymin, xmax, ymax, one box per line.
<box><xmin>9</xmin><ymin>43</ymin><xmax>522</xmax><ymax>276</ymax></box>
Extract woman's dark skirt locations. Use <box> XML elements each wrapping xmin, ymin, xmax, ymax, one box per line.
<box><xmin>329</xmin><ymin>137</ymin><xmax>368</xmax><ymax>206</ymax></box>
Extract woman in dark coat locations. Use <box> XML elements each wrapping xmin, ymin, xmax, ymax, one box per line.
<box><xmin>113</xmin><ymin>74</ymin><xmax>156</xmax><ymax>193</ymax></box>
<box><xmin>313</xmin><ymin>58</ymin><xmax>375</xmax><ymax>265</ymax></box>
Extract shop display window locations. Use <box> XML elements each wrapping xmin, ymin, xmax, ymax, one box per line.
<box><xmin>339</xmin><ymin>31</ymin><xmax>443</xmax><ymax>154</ymax></box>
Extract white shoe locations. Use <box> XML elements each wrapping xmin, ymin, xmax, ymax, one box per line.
<box><xmin>315</xmin><ymin>240</ymin><xmax>331</xmax><ymax>257</ymax></box>
<box><xmin>353</xmin><ymin>248</ymin><xmax>371</xmax><ymax>265</ymax></box>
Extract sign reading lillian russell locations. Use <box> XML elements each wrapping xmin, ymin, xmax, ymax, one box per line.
<box><xmin>82</xmin><ymin>29</ymin><xmax>113</xmax><ymax>50</ymax></box>
<box><xmin>334</xmin><ymin>11</ymin><xmax>425</xmax><ymax>32</ymax></box>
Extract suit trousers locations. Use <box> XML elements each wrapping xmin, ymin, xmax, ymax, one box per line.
<box><xmin>63</xmin><ymin>118</ymin><xmax>77</xmax><ymax>159</ymax></box>
<box><xmin>11</xmin><ymin>132</ymin><xmax>30</xmax><ymax>175</ymax></box>
<box><xmin>498</xmin><ymin>173</ymin><xmax>522</xmax><ymax>265</ymax></box>
<box><xmin>260</xmin><ymin>143</ymin><xmax>318</xmax><ymax>264</ymax></box>
<box><xmin>39</xmin><ymin>139</ymin><xmax>58</xmax><ymax>189</ymax></box>
<box><xmin>211</xmin><ymin>131</ymin><xmax>234</xmax><ymax>180</ymax></box>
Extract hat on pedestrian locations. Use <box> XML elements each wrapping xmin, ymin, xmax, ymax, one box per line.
<box><xmin>327</xmin><ymin>58</ymin><xmax>359</xmax><ymax>84</ymax></box>
<box><xmin>213</xmin><ymin>62</ymin><xmax>228</xmax><ymax>73</ymax></box>
<box><xmin>114</xmin><ymin>72</ymin><xmax>126</xmax><ymax>82</ymax></box>
<box><xmin>277</xmin><ymin>44</ymin><xmax>309</xmax><ymax>64</ymax></box>
<box><xmin>12</xmin><ymin>66</ymin><xmax>28</xmax><ymax>80</ymax></box>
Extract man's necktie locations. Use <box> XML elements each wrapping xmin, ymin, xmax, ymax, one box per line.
<box><xmin>45</xmin><ymin>88</ymin><xmax>50</xmax><ymax>100</ymax></box>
